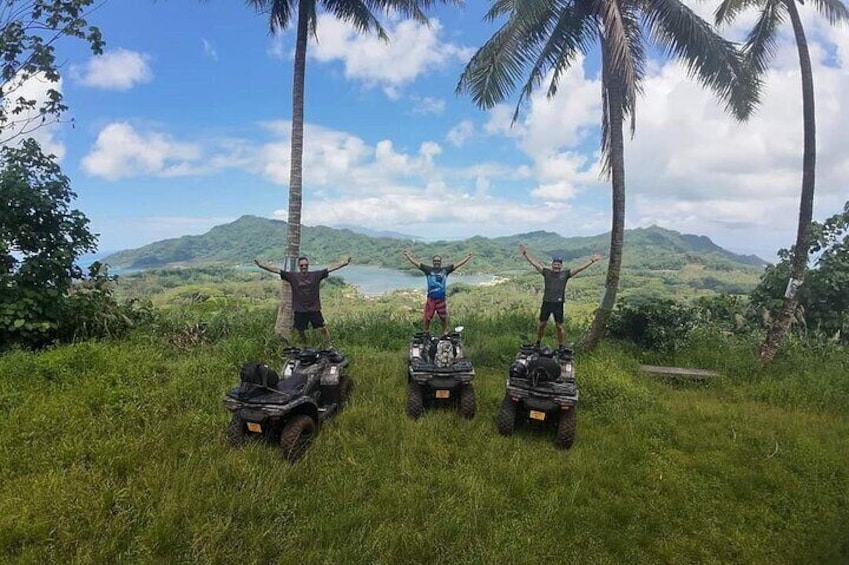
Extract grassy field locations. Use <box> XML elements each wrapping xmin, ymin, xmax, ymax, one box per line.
<box><xmin>1</xmin><ymin>288</ymin><xmax>847</xmax><ymax>564</ymax></box>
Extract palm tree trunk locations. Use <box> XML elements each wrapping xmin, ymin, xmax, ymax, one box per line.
<box><xmin>274</xmin><ymin>0</ymin><xmax>310</xmax><ymax>339</ymax></box>
<box><xmin>580</xmin><ymin>50</ymin><xmax>626</xmax><ymax>352</ymax></box>
<box><xmin>758</xmin><ymin>0</ymin><xmax>816</xmax><ymax>365</ymax></box>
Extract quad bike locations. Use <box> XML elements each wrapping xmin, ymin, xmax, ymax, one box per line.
<box><xmin>406</xmin><ymin>326</ymin><xmax>476</xmax><ymax>420</ymax></box>
<box><xmin>497</xmin><ymin>343</ymin><xmax>579</xmax><ymax>449</ymax></box>
<box><xmin>223</xmin><ymin>347</ymin><xmax>353</xmax><ymax>463</ymax></box>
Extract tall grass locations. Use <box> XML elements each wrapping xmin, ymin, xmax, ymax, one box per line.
<box><xmin>1</xmin><ymin>304</ymin><xmax>847</xmax><ymax>563</ymax></box>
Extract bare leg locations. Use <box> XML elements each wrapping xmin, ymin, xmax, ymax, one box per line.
<box><xmin>555</xmin><ymin>323</ymin><xmax>564</xmax><ymax>347</ymax></box>
<box><xmin>441</xmin><ymin>316</ymin><xmax>449</xmax><ymax>335</ymax></box>
<box><xmin>297</xmin><ymin>330</ymin><xmax>308</xmax><ymax>347</ymax></box>
<box><xmin>536</xmin><ymin>322</ymin><xmax>546</xmax><ymax>344</ymax></box>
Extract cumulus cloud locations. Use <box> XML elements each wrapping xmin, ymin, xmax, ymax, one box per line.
<box><xmin>411</xmin><ymin>96</ymin><xmax>445</xmax><ymax>115</ymax></box>
<box><xmin>73</xmin><ymin>49</ymin><xmax>153</xmax><ymax>91</ymax></box>
<box><xmin>82</xmin><ymin>123</ymin><xmax>204</xmax><ymax>180</ymax></box>
<box><xmin>308</xmin><ymin>15</ymin><xmax>474</xmax><ymax>97</ymax></box>
<box><xmin>493</xmin><ymin>15</ymin><xmax>849</xmax><ymax>259</ymax></box>
<box><xmin>446</xmin><ymin>119</ymin><xmax>474</xmax><ymax>147</ymax></box>
<box><xmin>0</xmin><ymin>71</ymin><xmax>65</xmax><ymax>158</ymax></box>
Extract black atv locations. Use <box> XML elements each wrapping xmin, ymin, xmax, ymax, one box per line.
<box><xmin>406</xmin><ymin>327</ymin><xmax>476</xmax><ymax>420</ymax></box>
<box><xmin>223</xmin><ymin>347</ymin><xmax>353</xmax><ymax>463</ymax></box>
<box><xmin>497</xmin><ymin>343</ymin><xmax>579</xmax><ymax>449</ymax></box>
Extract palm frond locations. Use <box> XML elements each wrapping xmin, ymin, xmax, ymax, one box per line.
<box><xmin>485</xmin><ymin>0</ymin><xmax>521</xmax><ymax>20</ymax></box>
<box><xmin>642</xmin><ymin>0</ymin><xmax>760</xmax><ymax>120</ymax></box>
<box><xmin>807</xmin><ymin>0</ymin><xmax>849</xmax><ymax>24</ymax></box>
<box><xmin>597</xmin><ymin>0</ymin><xmax>641</xmax><ymax>110</ymax></box>
<box><xmin>715</xmin><ymin>0</ymin><xmax>762</xmax><ymax>27</ymax></box>
<box><xmin>539</xmin><ymin>4</ymin><xmax>597</xmax><ymax>101</ymax></box>
<box><xmin>366</xmin><ymin>0</ymin><xmax>460</xmax><ymax>25</ymax></box>
<box><xmin>246</xmin><ymin>0</ymin><xmax>296</xmax><ymax>33</ymax></box>
<box><xmin>457</xmin><ymin>0</ymin><xmax>564</xmax><ymax>111</ymax></box>
<box><xmin>744</xmin><ymin>1</ymin><xmax>783</xmax><ymax>75</ymax></box>
<box><xmin>324</xmin><ymin>0</ymin><xmax>387</xmax><ymax>40</ymax></box>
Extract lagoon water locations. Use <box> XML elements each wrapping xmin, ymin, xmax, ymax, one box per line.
<box><xmin>91</xmin><ymin>261</ymin><xmax>495</xmax><ymax>297</ymax></box>
<box><xmin>332</xmin><ymin>265</ymin><xmax>496</xmax><ymax>297</ymax></box>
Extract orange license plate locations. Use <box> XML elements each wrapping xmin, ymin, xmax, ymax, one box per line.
<box><xmin>435</xmin><ymin>390</ymin><xmax>451</xmax><ymax>399</ymax></box>
<box><xmin>529</xmin><ymin>410</ymin><xmax>546</xmax><ymax>421</ymax></box>
<box><xmin>246</xmin><ymin>422</ymin><xmax>263</xmax><ymax>433</ymax></box>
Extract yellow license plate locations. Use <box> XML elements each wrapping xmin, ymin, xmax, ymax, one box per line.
<box><xmin>435</xmin><ymin>389</ymin><xmax>451</xmax><ymax>399</ymax></box>
<box><xmin>529</xmin><ymin>410</ymin><xmax>546</xmax><ymax>421</ymax></box>
<box><xmin>246</xmin><ymin>422</ymin><xmax>263</xmax><ymax>433</ymax></box>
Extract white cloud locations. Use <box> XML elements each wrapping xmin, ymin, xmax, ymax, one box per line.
<box><xmin>202</xmin><ymin>39</ymin><xmax>219</xmax><ymax>62</ymax></box>
<box><xmin>308</xmin><ymin>16</ymin><xmax>474</xmax><ymax>97</ymax></box>
<box><xmin>489</xmin><ymin>15</ymin><xmax>849</xmax><ymax>259</ymax></box>
<box><xmin>0</xmin><ymin>71</ymin><xmax>65</xmax><ymax>158</ymax></box>
<box><xmin>411</xmin><ymin>96</ymin><xmax>445</xmax><ymax>115</ymax></box>
<box><xmin>74</xmin><ymin>49</ymin><xmax>153</xmax><ymax>91</ymax></box>
<box><xmin>446</xmin><ymin>119</ymin><xmax>474</xmax><ymax>147</ymax></box>
<box><xmin>82</xmin><ymin>122</ymin><xmax>203</xmax><ymax>180</ymax></box>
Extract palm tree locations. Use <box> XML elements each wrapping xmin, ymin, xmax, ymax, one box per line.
<box><xmin>714</xmin><ymin>0</ymin><xmax>848</xmax><ymax>364</ymax></box>
<box><xmin>247</xmin><ymin>0</ymin><xmax>459</xmax><ymax>338</ymax></box>
<box><xmin>457</xmin><ymin>0</ymin><xmax>756</xmax><ymax>351</ymax></box>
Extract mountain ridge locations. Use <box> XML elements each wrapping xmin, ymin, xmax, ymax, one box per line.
<box><xmin>102</xmin><ymin>215</ymin><xmax>769</xmax><ymax>273</ymax></box>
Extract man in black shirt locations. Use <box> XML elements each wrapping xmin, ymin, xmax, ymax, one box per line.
<box><xmin>255</xmin><ymin>255</ymin><xmax>351</xmax><ymax>346</ymax></box>
<box><xmin>519</xmin><ymin>244</ymin><xmax>601</xmax><ymax>348</ymax></box>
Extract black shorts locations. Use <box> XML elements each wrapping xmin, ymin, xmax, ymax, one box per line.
<box><xmin>539</xmin><ymin>301</ymin><xmax>564</xmax><ymax>324</ymax></box>
<box><xmin>293</xmin><ymin>311</ymin><xmax>325</xmax><ymax>331</ymax></box>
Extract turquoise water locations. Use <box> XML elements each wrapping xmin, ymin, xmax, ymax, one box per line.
<box><xmin>332</xmin><ymin>265</ymin><xmax>496</xmax><ymax>297</ymax></box>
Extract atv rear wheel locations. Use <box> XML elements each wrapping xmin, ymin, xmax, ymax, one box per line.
<box><xmin>496</xmin><ymin>396</ymin><xmax>516</xmax><ymax>436</ymax></box>
<box><xmin>226</xmin><ymin>414</ymin><xmax>248</xmax><ymax>446</ymax></box>
<box><xmin>458</xmin><ymin>384</ymin><xmax>476</xmax><ymax>419</ymax></box>
<box><xmin>406</xmin><ymin>382</ymin><xmax>424</xmax><ymax>420</ymax></box>
<box><xmin>555</xmin><ymin>406</ymin><xmax>577</xmax><ymax>449</ymax></box>
<box><xmin>280</xmin><ymin>415</ymin><xmax>316</xmax><ymax>463</ymax></box>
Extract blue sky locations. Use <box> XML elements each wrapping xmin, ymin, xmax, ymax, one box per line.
<box><xmin>11</xmin><ymin>0</ymin><xmax>849</xmax><ymax>261</ymax></box>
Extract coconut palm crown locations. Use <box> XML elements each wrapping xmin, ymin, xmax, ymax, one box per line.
<box><xmin>715</xmin><ymin>0</ymin><xmax>848</xmax><ymax>364</ymax></box>
<box><xmin>457</xmin><ymin>0</ymin><xmax>758</xmax><ymax>350</ymax></box>
<box><xmin>246</xmin><ymin>0</ymin><xmax>460</xmax><ymax>337</ymax></box>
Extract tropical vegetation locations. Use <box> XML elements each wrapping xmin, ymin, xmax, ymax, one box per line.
<box><xmin>457</xmin><ymin>0</ymin><xmax>756</xmax><ymax>352</ymax></box>
<box><xmin>714</xmin><ymin>0</ymin><xmax>849</xmax><ymax>363</ymax></box>
<box><xmin>245</xmin><ymin>0</ymin><xmax>460</xmax><ymax>339</ymax></box>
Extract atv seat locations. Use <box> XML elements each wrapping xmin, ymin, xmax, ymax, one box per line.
<box><xmin>527</xmin><ymin>356</ymin><xmax>561</xmax><ymax>383</ymax></box>
<box><xmin>277</xmin><ymin>371</ymin><xmax>310</xmax><ymax>393</ymax></box>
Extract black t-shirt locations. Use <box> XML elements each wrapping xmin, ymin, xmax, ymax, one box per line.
<box><xmin>542</xmin><ymin>268</ymin><xmax>571</xmax><ymax>302</ymax></box>
<box><xmin>280</xmin><ymin>269</ymin><xmax>329</xmax><ymax>312</ymax></box>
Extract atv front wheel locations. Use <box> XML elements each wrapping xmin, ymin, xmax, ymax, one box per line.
<box><xmin>406</xmin><ymin>382</ymin><xmax>424</xmax><ymax>420</ymax></box>
<box><xmin>496</xmin><ymin>396</ymin><xmax>516</xmax><ymax>436</ymax></box>
<box><xmin>458</xmin><ymin>384</ymin><xmax>476</xmax><ymax>419</ymax></box>
<box><xmin>555</xmin><ymin>406</ymin><xmax>577</xmax><ymax>449</ymax></box>
<box><xmin>280</xmin><ymin>415</ymin><xmax>316</xmax><ymax>463</ymax></box>
<box><xmin>340</xmin><ymin>376</ymin><xmax>354</xmax><ymax>408</ymax></box>
<box><xmin>226</xmin><ymin>414</ymin><xmax>248</xmax><ymax>446</ymax></box>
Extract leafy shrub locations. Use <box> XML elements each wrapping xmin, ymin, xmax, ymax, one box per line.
<box><xmin>607</xmin><ymin>297</ymin><xmax>698</xmax><ymax>352</ymax></box>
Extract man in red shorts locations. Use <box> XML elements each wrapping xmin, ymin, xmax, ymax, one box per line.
<box><xmin>402</xmin><ymin>250</ymin><xmax>473</xmax><ymax>334</ymax></box>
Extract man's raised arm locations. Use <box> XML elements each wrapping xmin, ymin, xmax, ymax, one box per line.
<box><xmin>518</xmin><ymin>244</ymin><xmax>544</xmax><ymax>273</ymax></box>
<box><xmin>453</xmin><ymin>252</ymin><xmax>473</xmax><ymax>270</ymax></box>
<box><xmin>401</xmin><ymin>250</ymin><xmax>421</xmax><ymax>268</ymax></box>
<box><xmin>327</xmin><ymin>257</ymin><xmax>352</xmax><ymax>273</ymax></box>
<box><xmin>254</xmin><ymin>259</ymin><xmax>282</xmax><ymax>275</ymax></box>
<box><xmin>569</xmin><ymin>253</ymin><xmax>603</xmax><ymax>277</ymax></box>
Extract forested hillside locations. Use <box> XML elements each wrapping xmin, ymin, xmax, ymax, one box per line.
<box><xmin>103</xmin><ymin>215</ymin><xmax>768</xmax><ymax>274</ymax></box>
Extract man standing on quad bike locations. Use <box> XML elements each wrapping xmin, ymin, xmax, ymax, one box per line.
<box><xmin>402</xmin><ymin>250</ymin><xmax>473</xmax><ymax>335</ymax></box>
<box><xmin>254</xmin><ymin>256</ymin><xmax>351</xmax><ymax>346</ymax></box>
<box><xmin>519</xmin><ymin>244</ymin><xmax>602</xmax><ymax>349</ymax></box>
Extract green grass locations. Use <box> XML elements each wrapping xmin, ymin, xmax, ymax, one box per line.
<box><xmin>1</xmin><ymin>304</ymin><xmax>847</xmax><ymax>563</ymax></box>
